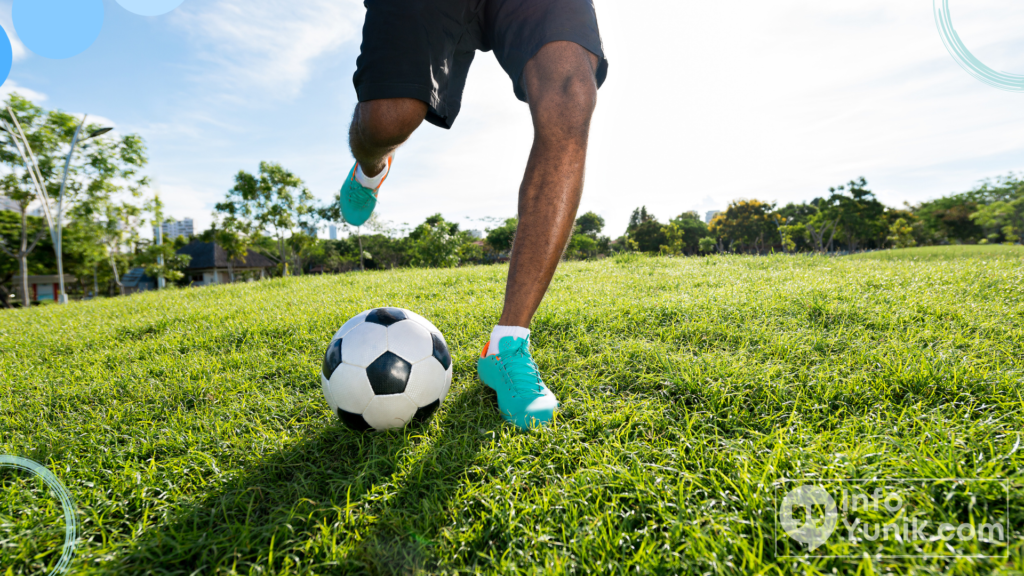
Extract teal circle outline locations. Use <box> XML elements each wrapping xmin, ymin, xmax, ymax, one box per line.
<box><xmin>933</xmin><ymin>0</ymin><xmax>1024</xmax><ymax>92</ymax></box>
<box><xmin>0</xmin><ymin>455</ymin><xmax>78</xmax><ymax>575</ymax></box>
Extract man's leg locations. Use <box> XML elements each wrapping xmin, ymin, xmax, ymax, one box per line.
<box><xmin>340</xmin><ymin>97</ymin><xmax>428</xmax><ymax>226</ymax></box>
<box><xmin>499</xmin><ymin>41</ymin><xmax>600</xmax><ymax>328</ymax></box>
<box><xmin>476</xmin><ymin>41</ymin><xmax>599</xmax><ymax>430</ymax></box>
<box><xmin>348</xmin><ymin>98</ymin><xmax>428</xmax><ymax>177</ymax></box>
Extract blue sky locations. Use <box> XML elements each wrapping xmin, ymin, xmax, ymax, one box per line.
<box><xmin>2</xmin><ymin>0</ymin><xmax>1023</xmax><ymax>238</ymax></box>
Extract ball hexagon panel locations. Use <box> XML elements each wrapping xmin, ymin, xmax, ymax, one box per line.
<box><xmin>404</xmin><ymin>310</ymin><xmax>441</xmax><ymax>334</ymax></box>
<box><xmin>364</xmin><ymin>307</ymin><xmax>407</xmax><ymax>327</ymax></box>
<box><xmin>328</xmin><ymin>363</ymin><xmax>376</xmax><ymax>414</ymax></box>
<box><xmin>321</xmin><ymin>373</ymin><xmax>338</xmax><ymax>413</ymax></box>
<box><xmin>365</xmin><ymin>352</ymin><xmax>412</xmax><ymax>395</ymax></box>
<box><xmin>322</xmin><ymin>337</ymin><xmax>344</xmax><ymax>379</ymax></box>
<box><xmin>362</xmin><ymin>394</ymin><xmax>418</xmax><ymax>430</ymax></box>
<box><xmin>332</xmin><ymin>310</ymin><xmax>369</xmax><ymax>342</ymax></box>
<box><xmin>431</xmin><ymin>333</ymin><xmax>452</xmax><ymax>370</ymax></box>
<box><xmin>404</xmin><ymin>357</ymin><xmax>446</xmax><ymax>407</ymax></box>
<box><xmin>337</xmin><ymin>408</ymin><xmax>372</xmax><ymax>432</ymax></box>
<box><xmin>386</xmin><ymin>320</ymin><xmax>432</xmax><ymax>364</ymax></box>
<box><xmin>341</xmin><ymin>322</ymin><xmax>388</xmax><ymax>367</ymax></box>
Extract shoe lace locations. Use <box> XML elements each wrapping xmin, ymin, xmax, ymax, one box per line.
<box><xmin>499</xmin><ymin>339</ymin><xmax>545</xmax><ymax>396</ymax></box>
<box><xmin>346</xmin><ymin>181</ymin><xmax>378</xmax><ymax>210</ymax></box>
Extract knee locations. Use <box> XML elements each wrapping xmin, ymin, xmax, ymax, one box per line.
<box><xmin>524</xmin><ymin>45</ymin><xmax>599</xmax><ymax>137</ymax></box>
<box><xmin>352</xmin><ymin>98</ymin><xmax>428</xmax><ymax>149</ymax></box>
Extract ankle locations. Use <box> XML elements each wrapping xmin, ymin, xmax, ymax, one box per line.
<box><xmin>487</xmin><ymin>325</ymin><xmax>530</xmax><ymax>356</ymax></box>
<box><xmin>355</xmin><ymin>158</ymin><xmax>390</xmax><ymax>188</ymax></box>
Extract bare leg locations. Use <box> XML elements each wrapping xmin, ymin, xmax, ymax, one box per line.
<box><xmin>498</xmin><ymin>41</ymin><xmax>600</xmax><ymax>328</ymax></box>
<box><xmin>348</xmin><ymin>98</ymin><xmax>428</xmax><ymax>177</ymax></box>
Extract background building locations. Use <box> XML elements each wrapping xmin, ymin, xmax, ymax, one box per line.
<box><xmin>329</xmin><ymin>224</ymin><xmax>337</xmax><ymax>240</ymax></box>
<box><xmin>705</xmin><ymin>210</ymin><xmax>722</xmax><ymax>224</ymax></box>
<box><xmin>156</xmin><ymin>218</ymin><xmax>194</xmax><ymax>241</ymax></box>
<box><xmin>176</xmin><ymin>241</ymin><xmax>275</xmax><ymax>286</ymax></box>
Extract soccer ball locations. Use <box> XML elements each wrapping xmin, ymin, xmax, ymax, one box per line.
<box><xmin>321</xmin><ymin>307</ymin><xmax>452</xmax><ymax>431</ymax></box>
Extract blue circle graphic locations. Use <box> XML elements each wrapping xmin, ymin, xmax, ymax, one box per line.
<box><xmin>0</xmin><ymin>455</ymin><xmax>78</xmax><ymax>575</ymax></box>
<box><xmin>115</xmin><ymin>0</ymin><xmax>186</xmax><ymax>17</ymax></box>
<box><xmin>0</xmin><ymin>27</ymin><xmax>12</xmax><ymax>87</ymax></box>
<box><xmin>933</xmin><ymin>0</ymin><xmax>1024</xmax><ymax>92</ymax></box>
<box><xmin>12</xmin><ymin>0</ymin><xmax>103</xmax><ymax>60</ymax></box>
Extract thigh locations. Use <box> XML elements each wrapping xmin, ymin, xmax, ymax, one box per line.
<box><xmin>354</xmin><ymin>0</ymin><xmax>483</xmax><ymax>129</ymax></box>
<box><xmin>484</xmin><ymin>0</ymin><xmax>608</xmax><ymax>103</ymax></box>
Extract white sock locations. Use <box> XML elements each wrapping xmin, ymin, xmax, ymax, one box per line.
<box><xmin>487</xmin><ymin>325</ymin><xmax>530</xmax><ymax>356</ymax></box>
<box><xmin>355</xmin><ymin>160</ymin><xmax>389</xmax><ymax>189</ymax></box>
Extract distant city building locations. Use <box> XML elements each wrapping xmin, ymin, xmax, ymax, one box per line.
<box><xmin>155</xmin><ymin>218</ymin><xmax>194</xmax><ymax>240</ymax></box>
<box><xmin>329</xmin><ymin>224</ymin><xmax>338</xmax><ymax>240</ymax></box>
<box><xmin>705</xmin><ymin>210</ymin><xmax>722</xmax><ymax>224</ymax></box>
<box><xmin>467</xmin><ymin>229</ymin><xmax>484</xmax><ymax>239</ymax></box>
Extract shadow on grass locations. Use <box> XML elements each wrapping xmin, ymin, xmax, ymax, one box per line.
<box><xmin>107</xmin><ymin>387</ymin><xmax>495</xmax><ymax>575</ymax></box>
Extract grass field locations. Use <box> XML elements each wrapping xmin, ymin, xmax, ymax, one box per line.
<box><xmin>1</xmin><ymin>248</ymin><xmax>1022</xmax><ymax>575</ymax></box>
<box><xmin>849</xmin><ymin>244</ymin><xmax>1024</xmax><ymax>261</ymax></box>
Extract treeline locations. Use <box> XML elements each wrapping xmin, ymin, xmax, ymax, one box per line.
<box><xmin>622</xmin><ymin>175</ymin><xmax>1023</xmax><ymax>255</ymax></box>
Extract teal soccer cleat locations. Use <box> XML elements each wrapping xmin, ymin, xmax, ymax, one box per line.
<box><xmin>477</xmin><ymin>336</ymin><xmax>559</xmax><ymax>430</ymax></box>
<box><xmin>339</xmin><ymin>157</ymin><xmax>390</xmax><ymax>227</ymax></box>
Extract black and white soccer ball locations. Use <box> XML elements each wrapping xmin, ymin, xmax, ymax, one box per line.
<box><xmin>321</xmin><ymin>307</ymin><xmax>452</xmax><ymax>431</ymax></box>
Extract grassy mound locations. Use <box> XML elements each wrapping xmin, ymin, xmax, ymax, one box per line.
<box><xmin>1</xmin><ymin>254</ymin><xmax>1022</xmax><ymax>574</ymax></box>
<box><xmin>849</xmin><ymin>244</ymin><xmax>1024</xmax><ymax>261</ymax></box>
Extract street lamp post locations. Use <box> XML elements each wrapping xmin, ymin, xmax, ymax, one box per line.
<box><xmin>54</xmin><ymin>117</ymin><xmax>112</xmax><ymax>304</ymax></box>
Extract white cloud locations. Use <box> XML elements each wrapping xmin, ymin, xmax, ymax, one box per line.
<box><xmin>0</xmin><ymin>80</ymin><xmax>46</xmax><ymax>102</ymax></box>
<box><xmin>172</xmin><ymin>0</ymin><xmax>364</xmax><ymax>99</ymax></box>
<box><xmin>0</xmin><ymin>1</ymin><xmax>28</xmax><ymax>61</ymax></box>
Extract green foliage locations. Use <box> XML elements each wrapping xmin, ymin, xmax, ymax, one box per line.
<box><xmin>630</xmin><ymin>219</ymin><xmax>667</xmax><ymax>253</ymax></box>
<box><xmin>574</xmin><ymin>211</ymin><xmax>605</xmax><ymax>237</ymax></box>
<box><xmin>2</xmin><ymin>255</ymin><xmax>1022</xmax><ymax>573</ymax></box>
<box><xmin>707</xmin><ymin>199</ymin><xmax>777</xmax><ymax>253</ymax></box>
<box><xmin>485</xmin><ymin>217</ymin><xmax>517</xmax><ymax>253</ymax></box>
<box><xmin>215</xmin><ymin>162</ymin><xmax>318</xmax><ymax>274</ymax></box>
<box><xmin>886</xmin><ymin>217</ymin><xmax>917</xmax><ymax>249</ymax></box>
<box><xmin>407</xmin><ymin>214</ymin><xmax>462</xmax><ymax>268</ymax></box>
<box><xmin>698</xmin><ymin>236</ymin><xmax>716</xmax><ymax>253</ymax></box>
<box><xmin>566</xmin><ymin>233</ymin><xmax>599</xmax><ymax>259</ymax></box>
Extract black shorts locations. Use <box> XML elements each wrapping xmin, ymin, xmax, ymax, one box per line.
<box><xmin>353</xmin><ymin>0</ymin><xmax>608</xmax><ymax>129</ymax></box>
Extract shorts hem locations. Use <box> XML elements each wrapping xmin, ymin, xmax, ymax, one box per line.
<box><xmin>509</xmin><ymin>35</ymin><xmax>608</xmax><ymax>103</ymax></box>
<box><xmin>355</xmin><ymin>82</ymin><xmax>456</xmax><ymax>129</ymax></box>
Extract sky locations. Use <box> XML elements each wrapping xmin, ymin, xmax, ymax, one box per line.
<box><xmin>1</xmin><ymin>0</ymin><xmax>1023</xmax><ymax>239</ymax></box>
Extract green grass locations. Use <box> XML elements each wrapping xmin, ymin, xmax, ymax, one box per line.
<box><xmin>1</xmin><ymin>253</ymin><xmax>1023</xmax><ymax>575</ymax></box>
<box><xmin>849</xmin><ymin>244</ymin><xmax>1024</xmax><ymax>261</ymax></box>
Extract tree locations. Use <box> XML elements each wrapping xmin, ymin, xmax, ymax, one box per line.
<box><xmin>828</xmin><ymin>177</ymin><xmax>886</xmax><ymax>251</ymax></box>
<box><xmin>486</xmin><ymin>217</ymin><xmax>517</xmax><ymax>253</ymax></box>
<box><xmin>626</xmin><ymin>206</ymin><xmax>657</xmax><ymax>234</ymax></box>
<box><xmin>0</xmin><ymin>174</ymin><xmax>48</xmax><ymax>305</ymax></box>
<box><xmin>778</xmin><ymin>224</ymin><xmax>808</xmax><ymax>253</ymax></box>
<box><xmin>567</xmin><ymin>233</ymin><xmax>599</xmax><ymax>258</ymax></box>
<box><xmin>707</xmin><ymin>199</ymin><xmax>777</xmax><ymax>253</ymax></box>
<box><xmin>575</xmin><ymin>211</ymin><xmax>605</xmax><ymax>237</ymax></box>
<box><xmin>408</xmin><ymin>214</ymin><xmax>461</xmax><ymax>267</ymax></box>
<box><xmin>971</xmin><ymin>196</ymin><xmax>1024</xmax><ymax>244</ymax></box>
<box><xmin>666</xmin><ymin>211</ymin><xmax>708</xmax><ymax>255</ymax></box>
<box><xmin>630</xmin><ymin>219</ymin><xmax>667</xmax><ymax>253</ymax></box>
<box><xmin>698</xmin><ymin>237</ymin><xmax>716</xmax><ymax>253</ymax></box>
<box><xmin>215</xmin><ymin>162</ymin><xmax>317</xmax><ymax>276</ymax></box>
<box><xmin>886</xmin><ymin>218</ymin><xmax>916</xmax><ymax>248</ymax></box>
